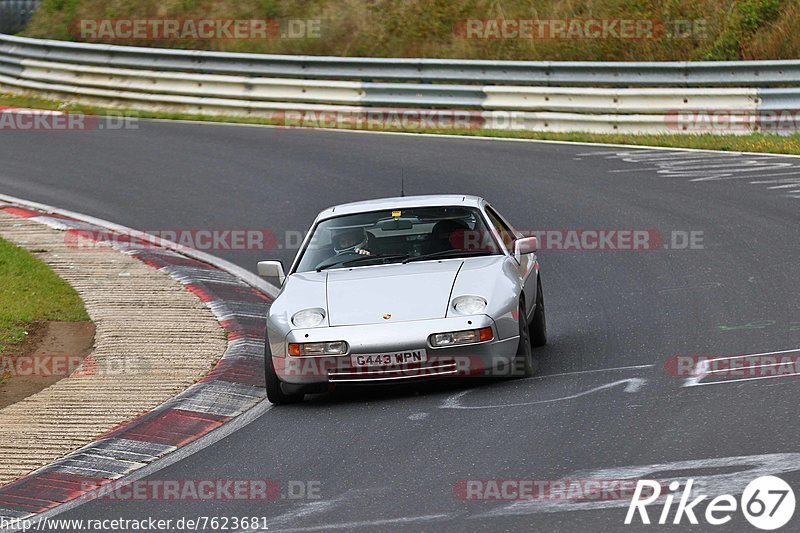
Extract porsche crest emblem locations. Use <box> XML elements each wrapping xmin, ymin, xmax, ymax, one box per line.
<box><xmin>383</xmin><ymin>314</ymin><xmax>392</xmax><ymax>320</ymax></box>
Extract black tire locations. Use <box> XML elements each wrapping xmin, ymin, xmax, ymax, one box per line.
<box><xmin>530</xmin><ymin>276</ymin><xmax>547</xmax><ymax>348</ymax></box>
<box><xmin>264</xmin><ymin>335</ymin><xmax>304</xmax><ymax>404</ymax></box>
<box><xmin>512</xmin><ymin>300</ymin><xmax>534</xmax><ymax>378</ymax></box>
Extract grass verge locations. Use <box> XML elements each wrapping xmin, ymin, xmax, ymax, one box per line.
<box><xmin>2</xmin><ymin>91</ymin><xmax>800</xmax><ymax>155</ymax></box>
<box><xmin>0</xmin><ymin>236</ymin><xmax>89</xmax><ymax>356</ymax></box>
<box><xmin>21</xmin><ymin>0</ymin><xmax>800</xmax><ymax>61</ymax></box>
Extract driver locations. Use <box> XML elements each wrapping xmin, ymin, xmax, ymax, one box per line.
<box><xmin>332</xmin><ymin>227</ymin><xmax>371</xmax><ymax>256</ymax></box>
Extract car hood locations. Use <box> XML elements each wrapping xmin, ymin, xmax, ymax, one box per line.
<box><xmin>270</xmin><ymin>256</ymin><xmax>510</xmax><ymax>330</ymax></box>
<box><xmin>326</xmin><ymin>261</ymin><xmax>462</xmax><ymax>326</ymax></box>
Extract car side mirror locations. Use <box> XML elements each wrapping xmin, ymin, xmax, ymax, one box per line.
<box><xmin>513</xmin><ymin>236</ymin><xmax>538</xmax><ymax>261</ymax></box>
<box><xmin>257</xmin><ymin>260</ymin><xmax>286</xmax><ymax>285</ymax></box>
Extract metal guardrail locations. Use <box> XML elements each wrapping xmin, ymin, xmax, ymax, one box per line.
<box><xmin>2</xmin><ymin>33</ymin><xmax>800</xmax><ymax>87</ymax></box>
<box><xmin>0</xmin><ymin>32</ymin><xmax>797</xmax><ymax>134</ymax></box>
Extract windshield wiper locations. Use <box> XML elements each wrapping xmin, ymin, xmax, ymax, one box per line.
<box><xmin>316</xmin><ymin>253</ymin><xmax>409</xmax><ymax>272</ymax></box>
<box><xmin>402</xmin><ymin>249</ymin><xmax>495</xmax><ymax>264</ymax></box>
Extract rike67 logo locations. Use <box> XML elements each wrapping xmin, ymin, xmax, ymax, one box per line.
<box><xmin>626</xmin><ymin>476</ymin><xmax>795</xmax><ymax>530</ymax></box>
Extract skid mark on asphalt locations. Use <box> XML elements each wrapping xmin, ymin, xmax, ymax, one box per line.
<box><xmin>235</xmin><ymin>498</ymin><xmax>344</xmax><ymax>532</ymax></box>
<box><xmin>535</xmin><ymin>364</ymin><xmax>653</xmax><ymax>380</ymax></box>
<box><xmin>576</xmin><ymin>149</ymin><xmax>800</xmax><ymax>198</ymax></box>
<box><xmin>237</xmin><ymin>487</ymin><xmax>452</xmax><ymax>532</ymax></box>
<box><xmin>266</xmin><ymin>514</ymin><xmax>453</xmax><ymax>532</ymax></box>
<box><xmin>475</xmin><ymin>453</ymin><xmax>800</xmax><ymax>518</ymax></box>
<box><xmin>441</xmin><ymin>377</ymin><xmax>647</xmax><ymax>410</ymax></box>
<box><xmin>654</xmin><ymin>281</ymin><xmax>722</xmax><ymax>293</ymax></box>
<box><xmin>246</xmin><ymin>454</ymin><xmax>800</xmax><ymax>529</ymax></box>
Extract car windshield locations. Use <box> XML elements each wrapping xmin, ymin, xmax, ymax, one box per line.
<box><xmin>294</xmin><ymin>206</ymin><xmax>502</xmax><ymax>273</ymax></box>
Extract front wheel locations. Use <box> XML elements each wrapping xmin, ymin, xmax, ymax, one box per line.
<box><xmin>512</xmin><ymin>300</ymin><xmax>534</xmax><ymax>378</ymax></box>
<box><xmin>530</xmin><ymin>276</ymin><xmax>547</xmax><ymax>348</ymax></box>
<box><xmin>264</xmin><ymin>335</ymin><xmax>304</xmax><ymax>404</ymax></box>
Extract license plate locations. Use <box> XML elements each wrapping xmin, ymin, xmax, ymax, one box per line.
<box><xmin>351</xmin><ymin>349</ymin><xmax>428</xmax><ymax>368</ymax></box>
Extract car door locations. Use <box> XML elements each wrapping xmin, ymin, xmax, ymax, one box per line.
<box><xmin>485</xmin><ymin>205</ymin><xmax>537</xmax><ymax>318</ymax></box>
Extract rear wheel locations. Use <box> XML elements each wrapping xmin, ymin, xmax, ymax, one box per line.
<box><xmin>264</xmin><ymin>335</ymin><xmax>304</xmax><ymax>404</ymax></box>
<box><xmin>530</xmin><ymin>276</ymin><xmax>547</xmax><ymax>348</ymax></box>
<box><xmin>512</xmin><ymin>300</ymin><xmax>534</xmax><ymax>378</ymax></box>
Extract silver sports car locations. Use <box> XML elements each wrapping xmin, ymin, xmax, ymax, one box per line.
<box><xmin>257</xmin><ymin>195</ymin><xmax>546</xmax><ymax>404</ymax></box>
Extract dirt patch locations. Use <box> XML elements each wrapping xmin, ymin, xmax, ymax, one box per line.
<box><xmin>0</xmin><ymin>321</ymin><xmax>95</xmax><ymax>409</ymax></box>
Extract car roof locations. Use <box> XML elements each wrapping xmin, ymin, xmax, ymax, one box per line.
<box><xmin>316</xmin><ymin>195</ymin><xmax>486</xmax><ymax>220</ymax></box>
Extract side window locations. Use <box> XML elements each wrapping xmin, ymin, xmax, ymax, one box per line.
<box><xmin>485</xmin><ymin>206</ymin><xmax>516</xmax><ymax>251</ymax></box>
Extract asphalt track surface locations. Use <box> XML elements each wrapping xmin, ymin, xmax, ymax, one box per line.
<box><xmin>1</xmin><ymin>122</ymin><xmax>799</xmax><ymax>532</ymax></box>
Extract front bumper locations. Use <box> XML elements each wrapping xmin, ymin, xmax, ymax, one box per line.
<box><xmin>269</xmin><ymin>314</ymin><xmax>518</xmax><ymax>385</ymax></box>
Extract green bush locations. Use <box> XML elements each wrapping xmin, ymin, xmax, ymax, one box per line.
<box><xmin>21</xmin><ymin>0</ymin><xmax>800</xmax><ymax>60</ymax></box>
